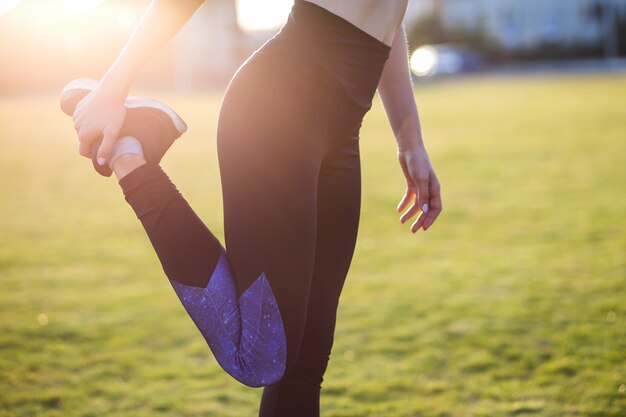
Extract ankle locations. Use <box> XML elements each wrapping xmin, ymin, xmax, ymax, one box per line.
<box><xmin>112</xmin><ymin>154</ymin><xmax>147</xmax><ymax>180</ymax></box>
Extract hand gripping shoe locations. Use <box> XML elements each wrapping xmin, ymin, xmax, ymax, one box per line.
<box><xmin>60</xmin><ymin>78</ymin><xmax>187</xmax><ymax>176</ymax></box>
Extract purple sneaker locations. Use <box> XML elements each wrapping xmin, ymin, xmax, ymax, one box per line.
<box><xmin>60</xmin><ymin>78</ymin><xmax>187</xmax><ymax>177</ymax></box>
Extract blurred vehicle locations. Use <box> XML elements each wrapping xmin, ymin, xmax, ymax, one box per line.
<box><xmin>410</xmin><ymin>43</ymin><xmax>486</xmax><ymax>77</ymax></box>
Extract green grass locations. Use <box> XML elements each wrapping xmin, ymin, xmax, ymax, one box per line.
<box><xmin>1</xmin><ymin>74</ymin><xmax>625</xmax><ymax>417</ymax></box>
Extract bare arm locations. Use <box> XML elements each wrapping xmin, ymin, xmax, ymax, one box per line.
<box><xmin>377</xmin><ymin>25</ymin><xmax>442</xmax><ymax>232</ymax></box>
<box><xmin>72</xmin><ymin>0</ymin><xmax>205</xmax><ymax>165</ymax></box>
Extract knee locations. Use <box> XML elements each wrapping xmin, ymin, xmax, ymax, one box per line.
<box><xmin>281</xmin><ymin>349</ymin><xmax>330</xmax><ymax>389</ymax></box>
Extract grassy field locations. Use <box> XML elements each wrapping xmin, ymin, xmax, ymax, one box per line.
<box><xmin>0</xmin><ymin>75</ymin><xmax>624</xmax><ymax>417</ymax></box>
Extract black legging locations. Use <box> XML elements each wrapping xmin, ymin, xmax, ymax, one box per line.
<box><xmin>119</xmin><ymin>2</ymin><xmax>390</xmax><ymax>416</ymax></box>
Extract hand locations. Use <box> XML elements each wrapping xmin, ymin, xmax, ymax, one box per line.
<box><xmin>396</xmin><ymin>146</ymin><xmax>442</xmax><ymax>233</ymax></box>
<box><xmin>72</xmin><ymin>83</ymin><xmax>127</xmax><ymax>165</ymax></box>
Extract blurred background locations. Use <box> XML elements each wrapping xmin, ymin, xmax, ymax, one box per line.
<box><xmin>1</xmin><ymin>0</ymin><xmax>626</xmax><ymax>93</ymax></box>
<box><xmin>0</xmin><ymin>1</ymin><xmax>624</xmax><ymax>417</ymax></box>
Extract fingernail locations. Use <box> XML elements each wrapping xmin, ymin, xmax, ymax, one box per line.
<box><xmin>422</xmin><ymin>203</ymin><xmax>429</xmax><ymax>213</ymax></box>
<box><xmin>97</xmin><ymin>157</ymin><xmax>107</xmax><ymax>166</ymax></box>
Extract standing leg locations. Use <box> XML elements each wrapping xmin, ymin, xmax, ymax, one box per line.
<box><xmin>259</xmin><ymin>139</ymin><xmax>362</xmax><ymax>417</ymax></box>
<box><xmin>217</xmin><ymin>108</ymin><xmax>327</xmax><ymax>378</ymax></box>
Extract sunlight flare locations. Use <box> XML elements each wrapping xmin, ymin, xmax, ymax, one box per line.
<box><xmin>410</xmin><ymin>45</ymin><xmax>438</xmax><ymax>77</ymax></box>
<box><xmin>0</xmin><ymin>0</ymin><xmax>23</xmax><ymax>16</ymax></box>
<box><xmin>62</xmin><ymin>0</ymin><xmax>106</xmax><ymax>12</ymax></box>
<box><xmin>236</xmin><ymin>0</ymin><xmax>292</xmax><ymax>32</ymax></box>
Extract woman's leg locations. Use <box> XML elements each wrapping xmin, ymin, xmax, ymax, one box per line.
<box><xmin>110</xmin><ymin>84</ymin><xmax>328</xmax><ymax>388</ymax></box>
<box><xmin>92</xmin><ymin>33</ymin><xmax>341</xmax><ymax>393</ymax></box>
<box><xmin>59</xmin><ymin>76</ymin><xmax>291</xmax><ymax>385</ymax></box>
<box><xmin>217</xmin><ymin>101</ymin><xmax>327</xmax><ymax>380</ymax></box>
<box><xmin>119</xmin><ymin>161</ymin><xmax>289</xmax><ymax>387</ymax></box>
<box><xmin>258</xmin><ymin>140</ymin><xmax>362</xmax><ymax>417</ymax></box>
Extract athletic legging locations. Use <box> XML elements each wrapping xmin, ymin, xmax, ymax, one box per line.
<box><xmin>118</xmin><ymin>2</ymin><xmax>390</xmax><ymax>416</ymax></box>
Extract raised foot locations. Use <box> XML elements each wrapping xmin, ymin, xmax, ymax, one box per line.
<box><xmin>59</xmin><ymin>78</ymin><xmax>188</xmax><ymax>177</ymax></box>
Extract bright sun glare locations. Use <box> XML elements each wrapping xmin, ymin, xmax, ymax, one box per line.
<box><xmin>2</xmin><ymin>0</ymin><xmax>140</xmax><ymax>36</ymax></box>
<box><xmin>236</xmin><ymin>0</ymin><xmax>292</xmax><ymax>32</ymax></box>
<box><xmin>0</xmin><ymin>0</ymin><xmax>106</xmax><ymax>16</ymax></box>
<box><xmin>410</xmin><ymin>46</ymin><xmax>438</xmax><ymax>77</ymax></box>
<box><xmin>0</xmin><ymin>0</ymin><xmax>294</xmax><ymax>92</ymax></box>
<box><xmin>0</xmin><ymin>0</ymin><xmax>23</xmax><ymax>16</ymax></box>
<box><xmin>62</xmin><ymin>0</ymin><xmax>105</xmax><ymax>12</ymax></box>
<box><xmin>0</xmin><ymin>0</ymin><xmax>141</xmax><ymax>69</ymax></box>
<box><xmin>3</xmin><ymin>0</ymin><xmax>294</xmax><ymax>32</ymax></box>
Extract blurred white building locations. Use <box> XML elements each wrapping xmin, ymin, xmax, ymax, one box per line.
<box><xmin>170</xmin><ymin>0</ymin><xmax>285</xmax><ymax>90</ymax></box>
<box><xmin>407</xmin><ymin>0</ymin><xmax>626</xmax><ymax>54</ymax></box>
<box><xmin>171</xmin><ymin>0</ymin><xmax>243</xmax><ymax>90</ymax></box>
<box><xmin>175</xmin><ymin>0</ymin><xmax>626</xmax><ymax>88</ymax></box>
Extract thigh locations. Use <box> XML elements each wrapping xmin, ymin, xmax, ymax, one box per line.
<box><xmin>292</xmin><ymin>139</ymin><xmax>362</xmax><ymax>384</ymax></box>
<box><xmin>258</xmin><ymin>139</ymin><xmax>361</xmax><ymax>415</ymax></box>
<box><xmin>217</xmin><ymin>69</ymin><xmax>327</xmax><ymax>372</ymax></box>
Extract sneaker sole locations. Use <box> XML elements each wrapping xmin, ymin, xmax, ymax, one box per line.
<box><xmin>60</xmin><ymin>78</ymin><xmax>188</xmax><ymax>135</ymax></box>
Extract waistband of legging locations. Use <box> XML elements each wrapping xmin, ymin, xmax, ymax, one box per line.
<box><xmin>294</xmin><ymin>1</ymin><xmax>391</xmax><ymax>53</ymax></box>
<box><xmin>252</xmin><ymin>1</ymin><xmax>391</xmax><ymax>112</ymax></box>
<box><xmin>278</xmin><ymin>1</ymin><xmax>391</xmax><ymax>60</ymax></box>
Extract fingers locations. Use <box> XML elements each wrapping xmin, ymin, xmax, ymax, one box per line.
<box><xmin>398</xmin><ymin>187</ymin><xmax>425</xmax><ymax>233</ymax></box>
<box><xmin>76</xmin><ymin>124</ymin><xmax>119</xmax><ymax>164</ymax></box>
<box><xmin>415</xmin><ymin>174</ymin><xmax>430</xmax><ymax>219</ymax></box>
<box><xmin>96</xmin><ymin>126</ymin><xmax>119</xmax><ymax>166</ymax></box>
<box><xmin>398</xmin><ymin>173</ymin><xmax>441</xmax><ymax>233</ymax></box>
<box><xmin>400</xmin><ymin>200</ymin><xmax>420</xmax><ymax>224</ymax></box>
<box><xmin>397</xmin><ymin>188</ymin><xmax>415</xmax><ymax>213</ymax></box>
<box><xmin>77</xmin><ymin>127</ymin><xmax>96</xmax><ymax>158</ymax></box>
<box><xmin>422</xmin><ymin>176</ymin><xmax>442</xmax><ymax>231</ymax></box>
<box><xmin>69</xmin><ymin>89</ymin><xmax>126</xmax><ymax>166</ymax></box>
<box><xmin>399</xmin><ymin>197</ymin><xmax>427</xmax><ymax>233</ymax></box>
<box><xmin>72</xmin><ymin>96</ymin><xmax>89</xmax><ymax>131</ymax></box>
<box><xmin>407</xmin><ymin>173</ymin><xmax>430</xmax><ymax>233</ymax></box>
<box><xmin>410</xmin><ymin>209</ymin><xmax>427</xmax><ymax>233</ymax></box>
